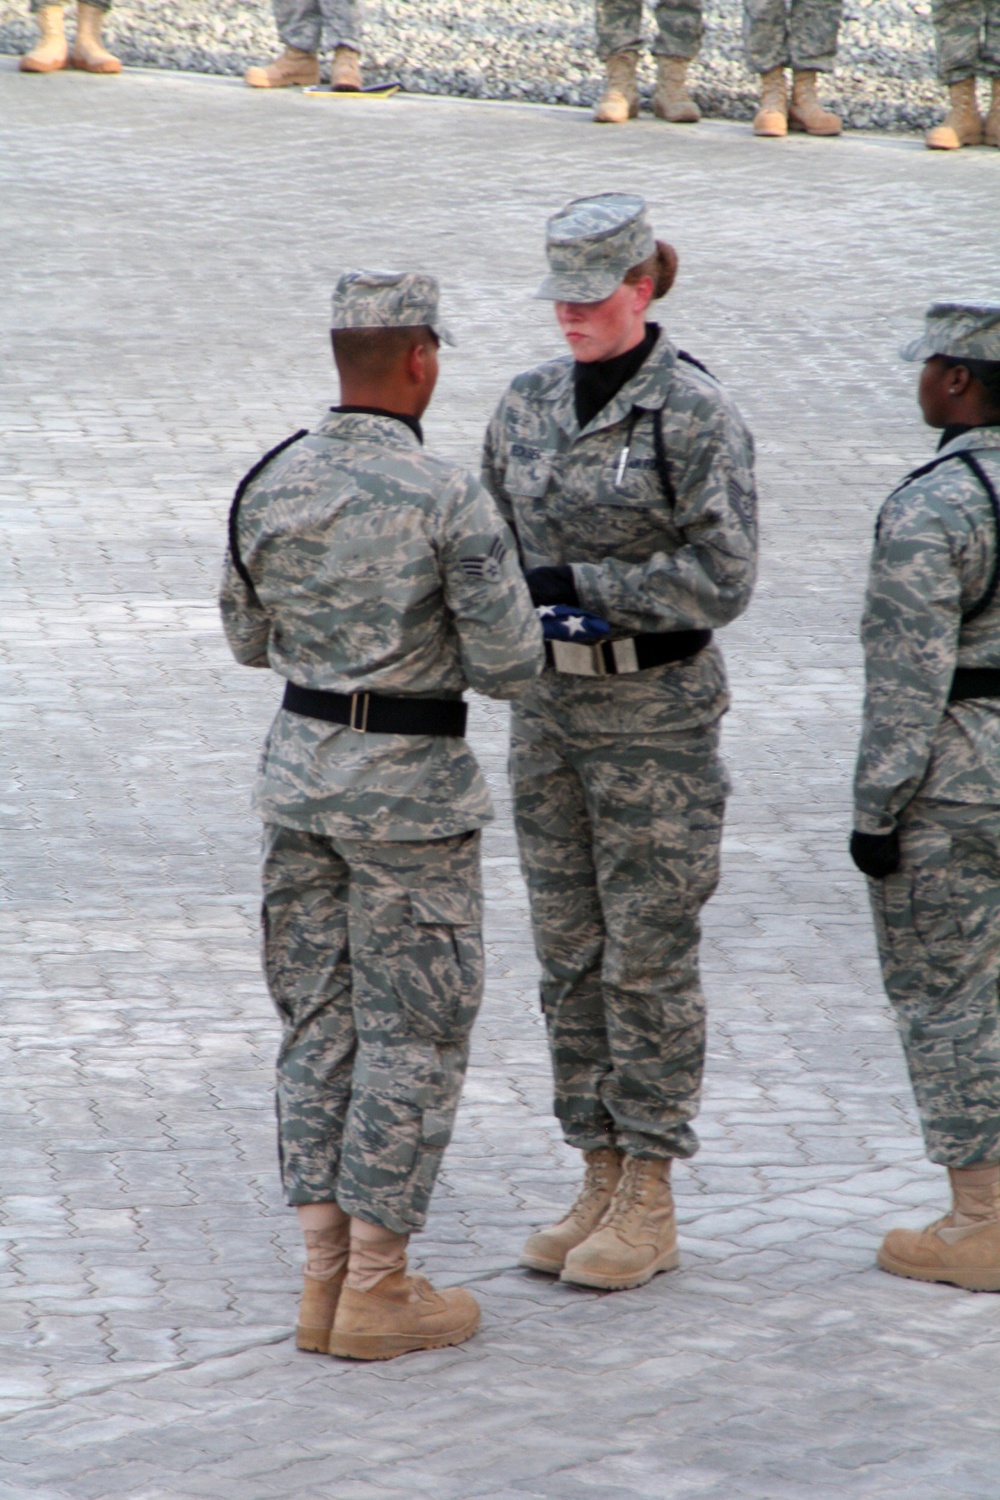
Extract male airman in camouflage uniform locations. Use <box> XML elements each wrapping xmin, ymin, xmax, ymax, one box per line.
<box><xmin>594</xmin><ymin>1</ymin><xmax>703</xmax><ymax>124</ymax></box>
<box><xmin>744</xmin><ymin>0</ymin><xmax>843</xmax><ymax>135</ymax></box>
<box><xmin>244</xmin><ymin>0</ymin><xmax>363</xmax><ymax>89</ymax></box>
<box><xmin>851</xmin><ymin>302</ymin><xmax>1000</xmax><ymax>1291</ymax></box>
<box><xmin>482</xmin><ymin>194</ymin><xmax>758</xmax><ymax>1291</ymax></box>
<box><xmin>220</xmin><ymin>269</ymin><xmax>543</xmax><ymax>1358</ymax></box>
<box><xmin>924</xmin><ymin>0</ymin><xmax>1000</xmax><ymax>149</ymax></box>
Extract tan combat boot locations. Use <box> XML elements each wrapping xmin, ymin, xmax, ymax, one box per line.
<box><xmin>329</xmin><ymin>1269</ymin><xmax>480</xmax><ymax>1360</ymax></box>
<box><xmin>653</xmin><ymin>56</ymin><xmax>701</xmax><ymax>123</ymax></box>
<box><xmin>71</xmin><ymin>2</ymin><xmax>121</xmax><ymax>72</ymax></box>
<box><xmin>789</xmin><ymin>69</ymin><xmax>841</xmax><ymax>134</ymax></box>
<box><xmin>594</xmin><ymin>52</ymin><xmax>640</xmax><ymax>124</ymax></box>
<box><xmin>295</xmin><ymin>1213</ymin><xmax>350</xmax><ymax>1352</ymax></box>
<box><xmin>561</xmin><ymin>1155</ymin><xmax>679</xmax><ymax>1290</ymax></box>
<box><xmin>877</xmin><ymin>1164</ymin><xmax>1000</xmax><ymax>1291</ymax></box>
<box><xmin>983</xmin><ymin>78</ymin><xmax>1000</xmax><ymax>147</ymax></box>
<box><xmin>519</xmin><ymin>1148</ymin><xmax>622</xmax><ymax>1274</ymax></box>
<box><xmin>19</xmin><ymin>4</ymin><xmax>69</xmax><ymax>72</ymax></box>
<box><xmin>925</xmin><ymin>77</ymin><xmax>984</xmax><ymax>149</ymax></box>
<box><xmin>244</xmin><ymin>46</ymin><xmax>320</xmax><ymax>89</ymax></box>
<box><xmin>330</xmin><ymin>44</ymin><xmax>361</xmax><ymax>90</ymax></box>
<box><xmin>753</xmin><ymin>67</ymin><xmax>788</xmax><ymax>136</ymax></box>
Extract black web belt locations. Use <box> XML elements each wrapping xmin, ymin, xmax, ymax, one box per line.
<box><xmin>545</xmin><ymin>628</ymin><xmax>711</xmax><ymax>676</ymax></box>
<box><xmin>949</xmin><ymin>668</ymin><xmax>1000</xmax><ymax>702</ymax></box>
<box><xmin>282</xmin><ymin>681</ymin><xmax>468</xmax><ymax>736</ymax></box>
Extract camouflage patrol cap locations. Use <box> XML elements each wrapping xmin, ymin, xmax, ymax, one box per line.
<box><xmin>535</xmin><ymin>193</ymin><xmax>656</xmax><ymax>303</ymax></box>
<box><xmin>331</xmin><ymin>269</ymin><xmax>455</xmax><ymax>345</ymax></box>
<box><xmin>901</xmin><ymin>302</ymin><xmax>1000</xmax><ymax>363</ymax></box>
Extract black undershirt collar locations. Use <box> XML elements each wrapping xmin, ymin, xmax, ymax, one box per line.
<box><xmin>331</xmin><ymin>405</ymin><xmax>423</xmax><ymax>444</ymax></box>
<box><xmin>573</xmin><ymin>322</ymin><xmax>660</xmax><ymax>431</ymax></box>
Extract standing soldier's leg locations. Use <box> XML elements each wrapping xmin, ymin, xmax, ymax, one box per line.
<box><xmin>594</xmin><ymin>0</ymin><xmax>643</xmax><ymax>122</ymax></box>
<box><xmin>926</xmin><ymin>0</ymin><xmax>987</xmax><ymax>146</ymax></box>
<box><xmin>651</xmin><ymin>0</ymin><xmax>704</xmax><ymax>122</ymax></box>
<box><xmin>744</xmin><ymin>0</ymin><xmax>792</xmax><ymax>134</ymax></box>
<box><xmin>511</xmin><ymin>705</ymin><xmax>625</xmax><ymax>1274</ymax></box>
<box><xmin>20</xmin><ymin>0</ymin><xmax>68</xmax><ymax>70</ymax></box>
<box><xmin>261</xmin><ymin>825</ymin><xmax>355</xmax><ymax>1349</ymax></box>
<box><xmin>329</xmin><ymin>832</ymin><xmax>483</xmax><ymax>1359</ymax></box>
<box><xmin>245</xmin><ymin>0</ymin><xmax>322</xmax><ymax>87</ymax></box>
<box><xmin>321</xmin><ymin>0</ymin><xmax>364</xmax><ymax>89</ymax></box>
<box><xmin>869</xmin><ymin>803</ymin><xmax>1000</xmax><ymax>1289</ymax></box>
<box><xmin>986</xmin><ymin>0</ymin><xmax>1000</xmax><ymax>142</ymax></box>
<box><xmin>786</xmin><ymin>0</ymin><xmax>842</xmax><ymax>132</ymax></box>
<box><xmin>561</xmin><ymin>730</ymin><xmax>727</xmax><ymax>1290</ymax></box>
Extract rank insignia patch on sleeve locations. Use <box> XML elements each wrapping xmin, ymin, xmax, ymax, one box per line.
<box><xmin>728</xmin><ymin>475</ymin><xmax>757</xmax><ymax>527</ymax></box>
<box><xmin>460</xmin><ymin>536</ymin><xmax>507</xmax><ymax>581</ymax></box>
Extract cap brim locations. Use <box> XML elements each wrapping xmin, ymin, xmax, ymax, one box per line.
<box><xmin>534</xmin><ymin>271</ymin><xmax>625</xmax><ymax>303</ymax></box>
<box><xmin>900</xmin><ymin>334</ymin><xmax>933</xmax><ymax>362</ymax></box>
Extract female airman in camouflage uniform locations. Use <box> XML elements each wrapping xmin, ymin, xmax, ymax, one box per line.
<box><xmin>482</xmin><ymin>194</ymin><xmax>758</xmax><ymax>1291</ymax></box>
<box><xmin>851</xmin><ymin>302</ymin><xmax>1000</xmax><ymax>1291</ymax></box>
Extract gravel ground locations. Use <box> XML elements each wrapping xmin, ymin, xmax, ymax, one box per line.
<box><xmin>0</xmin><ymin>0</ymin><xmax>964</xmax><ymax>135</ymax></box>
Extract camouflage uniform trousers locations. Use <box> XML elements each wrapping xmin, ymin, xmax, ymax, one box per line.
<box><xmin>868</xmin><ymin>798</ymin><xmax>1000</xmax><ymax>1167</ymax></box>
<box><xmin>511</xmin><ymin>703</ymin><xmax>726</xmax><ymax>1161</ymax></box>
<box><xmin>273</xmin><ymin>0</ymin><xmax>362</xmax><ymax>55</ymax></box>
<box><xmin>743</xmin><ymin>0</ymin><xmax>842</xmax><ymax>72</ymax></box>
<box><xmin>261</xmin><ymin>823</ymin><xmax>483</xmax><ymax>1234</ymax></box>
<box><xmin>932</xmin><ymin>0</ymin><xmax>1000</xmax><ymax>82</ymax></box>
<box><xmin>30</xmin><ymin>0</ymin><xmax>110</xmax><ymax>9</ymax></box>
<box><xmin>596</xmin><ymin>0</ymin><xmax>703</xmax><ymax>61</ymax></box>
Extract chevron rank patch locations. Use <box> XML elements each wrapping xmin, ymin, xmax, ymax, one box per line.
<box><xmin>460</xmin><ymin>536</ymin><xmax>507</xmax><ymax>582</ymax></box>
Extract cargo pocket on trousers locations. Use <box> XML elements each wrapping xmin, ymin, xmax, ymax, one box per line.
<box><xmin>686</xmin><ymin>802</ymin><xmax>725</xmax><ymax>908</ymax></box>
<box><xmin>393</xmin><ymin>888</ymin><xmax>484</xmax><ymax>1045</ymax></box>
<box><xmin>911</xmin><ymin>866</ymin><xmax>963</xmax><ymax>958</ymax></box>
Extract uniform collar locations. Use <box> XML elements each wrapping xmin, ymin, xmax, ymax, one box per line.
<box><xmin>548</xmin><ymin>330</ymin><xmax>679</xmax><ymax>440</ymax></box>
<box><xmin>315</xmin><ymin>407</ymin><xmax>423</xmax><ymax>447</ymax></box>
<box><xmin>936</xmin><ymin>423</ymin><xmax>1000</xmax><ymax>460</ymax></box>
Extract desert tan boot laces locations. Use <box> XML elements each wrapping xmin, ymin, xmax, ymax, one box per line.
<box><xmin>19</xmin><ymin>4</ymin><xmax>68</xmax><ymax>72</ymax></box>
<box><xmin>330</xmin><ymin>45</ymin><xmax>362</xmax><ymax>90</ymax></box>
<box><xmin>877</xmin><ymin>1164</ymin><xmax>1000</xmax><ymax>1291</ymax></box>
<box><xmin>561</xmin><ymin>1155</ymin><xmax>679</xmax><ymax>1291</ymax></box>
<box><xmin>653</xmin><ymin>56</ymin><xmax>701</xmax><ymax>122</ymax></box>
<box><xmin>788</xmin><ymin>69</ymin><xmax>841</xmax><ymax>134</ymax></box>
<box><xmin>519</xmin><ymin>1148</ymin><xmax>622</xmax><ymax>1274</ymax></box>
<box><xmin>71</xmin><ymin>2</ymin><xmax>121</xmax><ymax>73</ymax></box>
<box><xmin>753</xmin><ymin>67</ymin><xmax>788</xmax><ymax>136</ymax></box>
<box><xmin>329</xmin><ymin>1266</ymin><xmax>480</xmax><ymax>1361</ymax></box>
<box><xmin>925</xmin><ymin>77</ymin><xmax>984</xmax><ymax>149</ymax></box>
<box><xmin>594</xmin><ymin>52</ymin><xmax>640</xmax><ymax>124</ymax></box>
<box><xmin>983</xmin><ymin>79</ymin><xmax>1000</xmax><ymax>147</ymax></box>
<box><xmin>244</xmin><ymin>46</ymin><xmax>320</xmax><ymax>89</ymax></box>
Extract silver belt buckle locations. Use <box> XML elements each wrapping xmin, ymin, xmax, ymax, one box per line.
<box><xmin>348</xmin><ymin>691</ymin><xmax>370</xmax><ymax>731</ymax></box>
<box><xmin>550</xmin><ymin>640</ymin><xmax>604</xmax><ymax>676</ymax></box>
<box><xmin>610</xmin><ymin>639</ymin><xmax>639</xmax><ymax>674</ymax></box>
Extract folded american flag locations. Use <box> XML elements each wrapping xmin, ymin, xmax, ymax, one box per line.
<box><xmin>537</xmin><ymin>604</ymin><xmax>611</xmax><ymax>644</ymax></box>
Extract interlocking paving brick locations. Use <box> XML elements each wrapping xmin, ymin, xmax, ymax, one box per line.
<box><xmin>2</xmin><ymin>58</ymin><xmax>1000</xmax><ymax>1500</ymax></box>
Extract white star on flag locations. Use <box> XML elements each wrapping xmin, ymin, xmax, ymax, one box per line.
<box><xmin>537</xmin><ymin>606</ymin><xmax>557</xmax><ymax>617</ymax></box>
<box><xmin>564</xmin><ymin>615</ymin><xmax>587</xmax><ymax>637</ymax></box>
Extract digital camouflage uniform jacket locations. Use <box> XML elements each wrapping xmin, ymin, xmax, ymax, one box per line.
<box><xmin>854</xmin><ymin>426</ymin><xmax>1000</xmax><ymax>835</ymax></box>
<box><xmin>220</xmin><ymin>409</ymin><xmax>544</xmax><ymax>840</ymax></box>
<box><xmin>481</xmin><ymin>330</ymin><xmax>758</xmax><ymax>731</ymax></box>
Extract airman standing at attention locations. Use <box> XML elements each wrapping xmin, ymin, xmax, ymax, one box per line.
<box><xmin>483</xmin><ymin>194</ymin><xmax>757</xmax><ymax>1292</ymax></box>
<box><xmin>851</xmin><ymin>302</ymin><xmax>1000</xmax><ymax>1291</ymax></box>
<box><xmin>594</xmin><ymin>0</ymin><xmax>703</xmax><ymax>124</ymax></box>
<box><xmin>744</xmin><ymin>0</ymin><xmax>843</xmax><ymax>136</ymax></box>
<box><xmin>19</xmin><ymin>0</ymin><xmax>120</xmax><ymax>72</ymax></box>
<box><xmin>924</xmin><ymin>0</ymin><xmax>1000</xmax><ymax>149</ymax></box>
<box><xmin>220</xmin><ymin>270</ymin><xmax>543</xmax><ymax>1358</ymax></box>
<box><xmin>244</xmin><ymin>0</ymin><xmax>363</xmax><ymax>89</ymax></box>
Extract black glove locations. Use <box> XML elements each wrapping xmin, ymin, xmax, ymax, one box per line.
<box><xmin>525</xmin><ymin>565</ymin><xmax>579</xmax><ymax>609</ymax></box>
<box><xmin>849</xmin><ymin>829</ymin><xmax>901</xmax><ymax>880</ymax></box>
